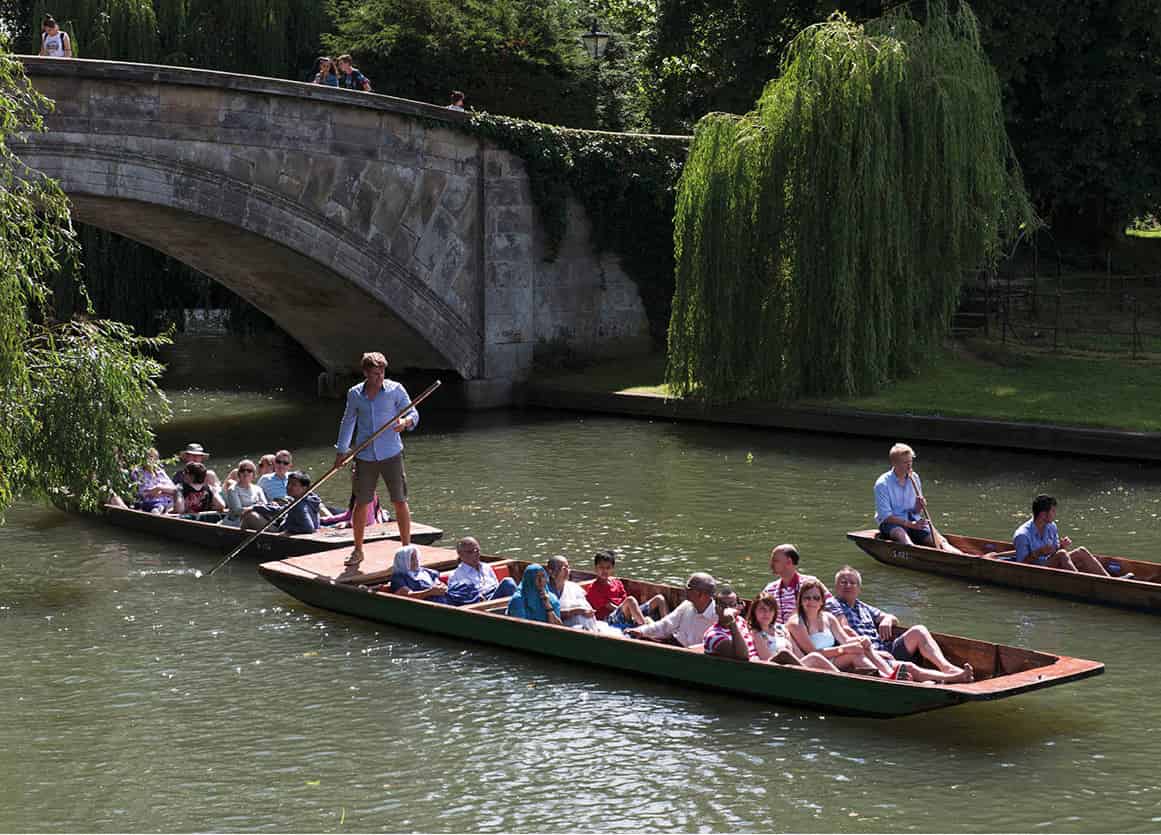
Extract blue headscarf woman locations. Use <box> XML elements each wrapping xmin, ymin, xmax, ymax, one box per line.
<box><xmin>505</xmin><ymin>564</ymin><xmax>562</xmax><ymax>624</ymax></box>
<box><xmin>389</xmin><ymin>545</ymin><xmax>449</xmax><ymax>603</ymax></box>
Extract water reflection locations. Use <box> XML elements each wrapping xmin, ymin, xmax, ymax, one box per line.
<box><xmin>2</xmin><ymin>394</ymin><xmax>1160</xmax><ymax>831</ymax></box>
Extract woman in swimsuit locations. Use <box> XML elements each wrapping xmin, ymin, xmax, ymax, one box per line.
<box><xmin>786</xmin><ymin>579</ymin><xmax>905</xmax><ymax>678</ymax></box>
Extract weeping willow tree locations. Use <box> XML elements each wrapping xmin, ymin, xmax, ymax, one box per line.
<box><xmin>0</xmin><ymin>42</ymin><xmax>170</xmax><ymax>518</ymax></box>
<box><xmin>666</xmin><ymin>2</ymin><xmax>1036</xmax><ymax>401</ymax></box>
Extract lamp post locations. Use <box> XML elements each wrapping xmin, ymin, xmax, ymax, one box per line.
<box><xmin>581</xmin><ymin>19</ymin><xmax>609</xmax><ymax>61</ymax></box>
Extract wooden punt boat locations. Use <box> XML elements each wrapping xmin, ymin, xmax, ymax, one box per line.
<box><xmin>257</xmin><ymin>546</ymin><xmax>1103</xmax><ymax>718</ymax></box>
<box><xmin>848</xmin><ymin>529</ymin><xmax>1161</xmax><ymax>613</ymax></box>
<box><xmin>102</xmin><ymin>504</ymin><xmax>442</xmax><ymax>558</ymax></box>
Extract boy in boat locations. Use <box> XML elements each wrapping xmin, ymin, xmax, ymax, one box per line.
<box><xmin>873</xmin><ymin>443</ymin><xmax>963</xmax><ymax>553</ymax></box>
<box><xmin>1004</xmin><ymin>494</ymin><xmax>1115</xmax><ymax>577</ymax></box>
<box><xmin>827</xmin><ymin>565</ymin><xmax>974</xmax><ymax>682</ymax></box>
<box><xmin>585</xmin><ymin>549</ymin><xmax>669</xmax><ymax>629</ymax></box>
<box><xmin>241</xmin><ymin>471</ymin><xmax>321</xmax><ymax>535</ymax></box>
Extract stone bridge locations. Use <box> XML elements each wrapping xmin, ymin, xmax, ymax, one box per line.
<box><xmin>18</xmin><ymin>57</ymin><xmax>668</xmax><ymax>402</ymax></box>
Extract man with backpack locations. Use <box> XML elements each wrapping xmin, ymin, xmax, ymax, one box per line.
<box><xmin>39</xmin><ymin>15</ymin><xmax>72</xmax><ymax>57</ymax></box>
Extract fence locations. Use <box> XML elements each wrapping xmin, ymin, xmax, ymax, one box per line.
<box><xmin>958</xmin><ymin>251</ymin><xmax>1161</xmax><ymax>359</ymax></box>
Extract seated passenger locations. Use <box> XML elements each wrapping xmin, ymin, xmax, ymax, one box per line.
<box><xmin>626</xmin><ymin>572</ymin><xmax>716</xmax><ymax>646</ymax></box>
<box><xmin>131</xmin><ymin>447</ymin><xmax>176</xmax><ymax>514</ymax></box>
<box><xmin>175</xmin><ymin>461</ymin><xmax>226</xmax><ymax>518</ymax></box>
<box><xmin>703</xmin><ymin>585</ymin><xmax>760</xmax><ymax>660</ymax></box>
<box><xmin>445</xmin><ymin>537</ymin><xmax>518</xmax><ymax>605</ymax></box>
<box><xmin>1006</xmin><ymin>494</ymin><xmax>1113</xmax><ymax>577</ymax></box>
<box><xmin>747</xmin><ymin>591</ymin><xmax>840</xmax><ymax>671</ymax></box>
<box><xmin>505</xmin><ymin>563</ymin><xmax>563</xmax><ymax>624</ymax></box>
<box><xmin>786</xmin><ymin>579</ymin><xmax>903</xmax><ymax>678</ymax></box>
<box><xmin>389</xmin><ymin>544</ymin><xmax>448</xmax><ymax>602</ymax></box>
<box><xmin>546</xmin><ymin>556</ymin><xmax>621</xmax><ymax>635</ymax></box>
<box><xmin>827</xmin><ymin>565</ymin><xmax>973</xmax><ymax>683</ymax></box>
<box><xmin>585</xmin><ymin>549</ymin><xmax>670</xmax><ymax>629</ymax></box>
<box><xmin>172</xmin><ymin>443</ymin><xmax>217</xmax><ymax>487</ymax></box>
<box><xmin>762</xmin><ymin>543</ymin><xmax>829</xmax><ymax>624</ymax></box>
<box><xmin>221</xmin><ymin>459</ymin><xmax>267</xmax><ymax>527</ymax></box>
<box><xmin>258</xmin><ymin>449</ymin><xmax>293</xmax><ymax>501</ymax></box>
<box><xmin>241</xmin><ymin>471</ymin><xmax>321</xmax><ymax>534</ymax></box>
<box><xmin>257</xmin><ymin>454</ymin><xmax>276</xmax><ymax>479</ymax></box>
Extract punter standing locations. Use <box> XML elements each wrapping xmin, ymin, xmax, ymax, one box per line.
<box><xmin>334</xmin><ymin>352</ymin><xmax>418</xmax><ymax>569</ymax></box>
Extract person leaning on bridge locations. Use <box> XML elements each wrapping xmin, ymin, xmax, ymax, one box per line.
<box><xmin>39</xmin><ymin>15</ymin><xmax>72</xmax><ymax>57</ymax></box>
<box><xmin>334</xmin><ymin>351</ymin><xmax>418</xmax><ymax>569</ymax></box>
<box><xmin>873</xmin><ymin>443</ymin><xmax>963</xmax><ymax>554</ymax></box>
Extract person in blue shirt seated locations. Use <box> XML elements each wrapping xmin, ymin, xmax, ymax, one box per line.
<box><xmin>873</xmin><ymin>443</ymin><xmax>963</xmax><ymax>553</ymax></box>
<box><xmin>827</xmin><ymin>565</ymin><xmax>974</xmax><ymax>683</ymax></box>
<box><xmin>505</xmin><ymin>564</ymin><xmax>562</xmax><ymax>625</ymax></box>
<box><xmin>1006</xmin><ymin>494</ymin><xmax>1115</xmax><ymax>577</ymax></box>
<box><xmin>444</xmin><ymin>537</ymin><xmax>519</xmax><ymax>605</ymax></box>
<box><xmin>258</xmin><ymin>449</ymin><xmax>293</xmax><ymax>502</ymax></box>
<box><xmin>388</xmin><ymin>545</ymin><xmax>449</xmax><ymax>602</ymax></box>
<box><xmin>241</xmin><ymin>471</ymin><xmax>321</xmax><ymax>535</ymax></box>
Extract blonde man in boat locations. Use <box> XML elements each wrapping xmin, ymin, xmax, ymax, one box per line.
<box><xmin>873</xmin><ymin>443</ymin><xmax>963</xmax><ymax>554</ymax></box>
<box><xmin>827</xmin><ymin>565</ymin><xmax>974</xmax><ymax>683</ymax></box>
<box><xmin>625</xmin><ymin>573</ymin><xmax>717</xmax><ymax>647</ymax></box>
<box><xmin>1005</xmin><ymin>494</ymin><xmax>1114</xmax><ymax>577</ymax></box>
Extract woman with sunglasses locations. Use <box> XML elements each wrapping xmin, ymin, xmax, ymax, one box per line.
<box><xmin>222</xmin><ymin>459</ymin><xmax>268</xmax><ymax>526</ymax></box>
<box><xmin>786</xmin><ymin>579</ymin><xmax>905</xmax><ymax>678</ymax></box>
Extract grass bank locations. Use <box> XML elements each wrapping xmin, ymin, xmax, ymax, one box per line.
<box><xmin>534</xmin><ymin>342</ymin><xmax>1161</xmax><ymax>432</ymax></box>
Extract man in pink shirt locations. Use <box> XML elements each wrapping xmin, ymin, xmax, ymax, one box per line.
<box><xmin>761</xmin><ymin>543</ymin><xmax>829</xmax><ymax>624</ymax></box>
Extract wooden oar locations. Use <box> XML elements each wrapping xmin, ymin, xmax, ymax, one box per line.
<box><xmin>909</xmin><ymin>471</ymin><xmax>949</xmax><ymax>551</ymax></box>
<box><xmin>201</xmin><ymin>379</ymin><xmax>442</xmax><ymax>577</ymax></box>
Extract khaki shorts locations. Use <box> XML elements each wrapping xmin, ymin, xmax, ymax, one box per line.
<box><xmin>353</xmin><ymin>454</ymin><xmax>407</xmax><ymax>504</ymax></box>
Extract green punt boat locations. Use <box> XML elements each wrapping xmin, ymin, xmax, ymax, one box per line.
<box><xmin>103</xmin><ymin>504</ymin><xmax>442</xmax><ymax>558</ymax></box>
<box><xmin>258</xmin><ymin>553</ymin><xmax>1103</xmax><ymax>718</ymax></box>
<box><xmin>848</xmin><ymin>529</ymin><xmax>1161</xmax><ymax>613</ymax></box>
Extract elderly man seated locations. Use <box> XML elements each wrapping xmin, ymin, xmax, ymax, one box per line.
<box><xmin>445</xmin><ymin>537</ymin><xmax>518</xmax><ymax>605</ymax></box>
<box><xmin>826</xmin><ymin>565</ymin><xmax>973</xmax><ymax>683</ymax></box>
<box><xmin>625</xmin><ymin>572</ymin><xmax>717</xmax><ymax>647</ymax></box>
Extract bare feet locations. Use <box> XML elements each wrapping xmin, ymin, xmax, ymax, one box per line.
<box><xmin>946</xmin><ymin>663</ymin><xmax>974</xmax><ymax>684</ymax></box>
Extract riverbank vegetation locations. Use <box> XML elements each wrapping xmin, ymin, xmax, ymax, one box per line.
<box><xmin>667</xmin><ymin>3</ymin><xmax>1035</xmax><ymax>401</ymax></box>
<box><xmin>0</xmin><ymin>44</ymin><xmax>170</xmax><ymax>518</ymax></box>
<box><xmin>536</xmin><ymin>343</ymin><xmax>1161</xmax><ymax>433</ymax></box>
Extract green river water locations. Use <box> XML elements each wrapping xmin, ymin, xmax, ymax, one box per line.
<box><xmin>3</xmin><ymin>390</ymin><xmax>1161</xmax><ymax>832</ymax></box>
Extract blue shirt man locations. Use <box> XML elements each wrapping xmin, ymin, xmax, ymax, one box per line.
<box><xmin>1003</xmin><ymin>494</ymin><xmax>1115</xmax><ymax>577</ymax></box>
<box><xmin>872</xmin><ymin>443</ymin><xmax>934</xmax><ymax>547</ymax></box>
<box><xmin>334</xmin><ymin>352</ymin><xmax>419</xmax><ymax>570</ymax></box>
<box><xmin>1012</xmin><ymin>517</ymin><xmax>1060</xmax><ymax>565</ymax></box>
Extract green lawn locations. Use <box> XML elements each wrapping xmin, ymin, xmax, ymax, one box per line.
<box><xmin>535</xmin><ymin>344</ymin><xmax>1161</xmax><ymax>432</ymax></box>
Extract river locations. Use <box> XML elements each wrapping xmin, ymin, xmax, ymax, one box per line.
<box><xmin>3</xmin><ymin>389</ymin><xmax>1161</xmax><ymax>832</ymax></box>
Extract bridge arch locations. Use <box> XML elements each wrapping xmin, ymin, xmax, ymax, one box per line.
<box><xmin>19</xmin><ymin>58</ymin><xmax>654</xmax><ymax>388</ymax></box>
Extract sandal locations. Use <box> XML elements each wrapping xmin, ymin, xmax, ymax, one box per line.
<box><xmin>343</xmin><ymin>550</ymin><xmax>364</xmax><ymax>569</ymax></box>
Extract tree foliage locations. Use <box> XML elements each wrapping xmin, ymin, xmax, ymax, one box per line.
<box><xmin>323</xmin><ymin>0</ymin><xmax>603</xmax><ymax>126</ymax></box>
<box><xmin>0</xmin><ymin>42</ymin><xmax>170</xmax><ymax>518</ymax></box>
<box><xmin>666</xmin><ymin>3</ymin><xmax>1036</xmax><ymax>402</ymax></box>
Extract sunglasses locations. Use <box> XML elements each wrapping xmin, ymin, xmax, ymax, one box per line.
<box><xmin>275</xmin><ymin>459</ymin><xmax>291</xmax><ymax>465</ymax></box>
<box><xmin>801</xmin><ymin>594</ymin><xmax>823</xmax><ymax>601</ymax></box>
<box><xmin>239</xmin><ymin>467</ymin><xmax>254</xmax><ymax>473</ymax></box>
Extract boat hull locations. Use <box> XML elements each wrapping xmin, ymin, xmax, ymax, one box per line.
<box><xmin>259</xmin><ymin>557</ymin><xmax>1103</xmax><ymax>719</ymax></box>
<box><xmin>103</xmin><ymin>505</ymin><xmax>442</xmax><ymax>558</ymax></box>
<box><xmin>848</xmin><ymin>530</ymin><xmax>1161</xmax><ymax>613</ymax></box>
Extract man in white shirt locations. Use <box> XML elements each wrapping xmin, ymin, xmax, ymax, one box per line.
<box><xmin>626</xmin><ymin>572</ymin><xmax>717</xmax><ymax>647</ymax></box>
<box><xmin>446</xmin><ymin>537</ymin><xmax>517</xmax><ymax>605</ymax></box>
